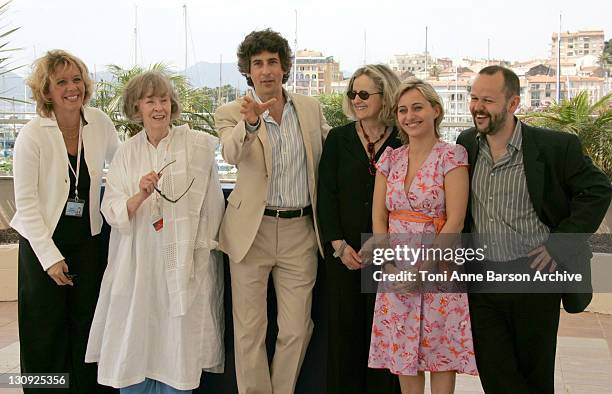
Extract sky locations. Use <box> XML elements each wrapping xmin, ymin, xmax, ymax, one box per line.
<box><xmin>6</xmin><ymin>0</ymin><xmax>612</xmax><ymax>79</ymax></box>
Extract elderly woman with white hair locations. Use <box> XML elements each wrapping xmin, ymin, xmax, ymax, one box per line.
<box><xmin>85</xmin><ymin>71</ymin><xmax>225</xmax><ymax>394</ymax></box>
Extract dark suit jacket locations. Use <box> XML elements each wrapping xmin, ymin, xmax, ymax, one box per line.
<box><xmin>317</xmin><ymin>122</ymin><xmax>401</xmax><ymax>257</ymax></box>
<box><xmin>457</xmin><ymin>120</ymin><xmax>612</xmax><ymax>271</ymax></box>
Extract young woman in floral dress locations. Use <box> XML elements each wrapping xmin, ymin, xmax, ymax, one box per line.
<box><xmin>368</xmin><ymin>78</ymin><xmax>478</xmax><ymax>394</ymax></box>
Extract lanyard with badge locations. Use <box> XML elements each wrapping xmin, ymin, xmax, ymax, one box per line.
<box><xmin>151</xmin><ymin>183</ymin><xmax>164</xmax><ymax>232</ymax></box>
<box><xmin>148</xmin><ymin>131</ymin><xmax>173</xmax><ymax>232</ymax></box>
<box><xmin>65</xmin><ymin>121</ymin><xmax>85</xmax><ymax>218</ymax></box>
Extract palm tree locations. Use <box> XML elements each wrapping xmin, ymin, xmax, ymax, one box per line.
<box><xmin>429</xmin><ymin>64</ymin><xmax>441</xmax><ymax>79</ymax></box>
<box><xmin>598</xmin><ymin>52</ymin><xmax>612</xmax><ymax>71</ymax></box>
<box><xmin>0</xmin><ymin>0</ymin><xmax>24</xmax><ymax>176</ymax></box>
<box><xmin>91</xmin><ymin>63</ymin><xmax>216</xmax><ymax>138</ymax></box>
<box><xmin>317</xmin><ymin>93</ymin><xmax>349</xmax><ymax>128</ymax></box>
<box><xmin>0</xmin><ymin>0</ymin><xmax>23</xmax><ymax>103</ymax></box>
<box><xmin>522</xmin><ymin>91</ymin><xmax>612</xmax><ymax>177</ymax></box>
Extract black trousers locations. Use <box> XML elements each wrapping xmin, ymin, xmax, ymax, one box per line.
<box><xmin>18</xmin><ymin>234</ymin><xmax>114</xmax><ymax>394</ymax></box>
<box><xmin>325</xmin><ymin>256</ymin><xmax>401</xmax><ymax>394</ymax></box>
<box><xmin>468</xmin><ymin>293</ymin><xmax>562</xmax><ymax>394</ymax></box>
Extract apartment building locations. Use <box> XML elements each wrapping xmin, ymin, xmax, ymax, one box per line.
<box><xmin>286</xmin><ymin>50</ymin><xmax>344</xmax><ymax>96</ymax></box>
<box><xmin>389</xmin><ymin>53</ymin><xmax>430</xmax><ymax>74</ymax></box>
<box><xmin>551</xmin><ymin>30</ymin><xmax>605</xmax><ymax>62</ymax></box>
<box><xmin>429</xmin><ymin>79</ymin><xmax>471</xmax><ymax>120</ymax></box>
<box><xmin>524</xmin><ymin>75</ymin><xmax>607</xmax><ymax>108</ymax></box>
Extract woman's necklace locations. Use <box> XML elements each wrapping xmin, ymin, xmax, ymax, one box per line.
<box><xmin>59</xmin><ymin>124</ymin><xmax>80</xmax><ymax>140</ymax></box>
<box><xmin>359</xmin><ymin>120</ymin><xmax>387</xmax><ymax>176</ymax></box>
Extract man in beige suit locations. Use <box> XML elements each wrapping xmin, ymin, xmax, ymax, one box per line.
<box><xmin>215</xmin><ymin>29</ymin><xmax>329</xmax><ymax>394</ymax></box>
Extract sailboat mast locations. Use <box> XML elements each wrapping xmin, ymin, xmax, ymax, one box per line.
<box><xmin>218</xmin><ymin>55</ymin><xmax>222</xmax><ymax>105</ymax></box>
<box><xmin>293</xmin><ymin>10</ymin><xmax>298</xmax><ymax>92</ymax></box>
<box><xmin>133</xmin><ymin>5</ymin><xmax>138</xmax><ymax>66</ymax></box>
<box><xmin>183</xmin><ymin>4</ymin><xmax>188</xmax><ymax>73</ymax></box>
<box><xmin>556</xmin><ymin>13</ymin><xmax>562</xmax><ymax>102</ymax></box>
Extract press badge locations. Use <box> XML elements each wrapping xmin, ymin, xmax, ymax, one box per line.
<box><xmin>152</xmin><ymin>214</ymin><xmax>164</xmax><ymax>231</ymax></box>
<box><xmin>151</xmin><ymin>201</ymin><xmax>163</xmax><ymax>231</ymax></box>
<box><xmin>65</xmin><ymin>198</ymin><xmax>85</xmax><ymax>217</ymax></box>
<box><xmin>66</xmin><ymin>123</ymin><xmax>85</xmax><ymax>218</ymax></box>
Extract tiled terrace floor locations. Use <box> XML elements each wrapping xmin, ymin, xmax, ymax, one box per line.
<box><xmin>0</xmin><ymin>301</ymin><xmax>611</xmax><ymax>393</ymax></box>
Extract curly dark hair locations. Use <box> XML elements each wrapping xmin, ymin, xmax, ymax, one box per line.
<box><xmin>237</xmin><ymin>29</ymin><xmax>293</xmax><ymax>87</ymax></box>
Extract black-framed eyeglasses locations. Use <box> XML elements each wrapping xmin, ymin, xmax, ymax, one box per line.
<box><xmin>347</xmin><ymin>90</ymin><xmax>382</xmax><ymax>100</ymax></box>
<box><xmin>154</xmin><ymin>160</ymin><xmax>195</xmax><ymax>203</ymax></box>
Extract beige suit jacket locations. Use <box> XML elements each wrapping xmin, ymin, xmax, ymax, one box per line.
<box><xmin>215</xmin><ymin>92</ymin><xmax>330</xmax><ymax>263</ymax></box>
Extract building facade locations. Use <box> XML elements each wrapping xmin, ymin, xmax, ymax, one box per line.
<box><xmin>551</xmin><ymin>30</ymin><xmax>605</xmax><ymax>63</ymax></box>
<box><xmin>524</xmin><ymin>75</ymin><xmax>608</xmax><ymax>108</ymax></box>
<box><xmin>286</xmin><ymin>50</ymin><xmax>344</xmax><ymax>96</ymax></box>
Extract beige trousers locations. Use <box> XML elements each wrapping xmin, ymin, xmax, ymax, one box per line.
<box><xmin>230</xmin><ymin>215</ymin><xmax>318</xmax><ymax>394</ymax></box>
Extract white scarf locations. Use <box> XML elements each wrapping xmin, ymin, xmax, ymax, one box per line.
<box><xmin>160</xmin><ymin>125</ymin><xmax>224</xmax><ymax>316</ymax></box>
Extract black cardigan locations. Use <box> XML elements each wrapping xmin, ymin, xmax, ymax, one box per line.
<box><xmin>316</xmin><ymin>122</ymin><xmax>401</xmax><ymax>259</ymax></box>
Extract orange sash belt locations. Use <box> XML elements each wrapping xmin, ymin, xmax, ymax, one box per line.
<box><xmin>389</xmin><ymin>210</ymin><xmax>446</xmax><ymax>234</ymax></box>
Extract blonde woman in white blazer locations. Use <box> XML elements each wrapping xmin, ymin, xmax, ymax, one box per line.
<box><xmin>11</xmin><ymin>50</ymin><xmax>119</xmax><ymax>393</ymax></box>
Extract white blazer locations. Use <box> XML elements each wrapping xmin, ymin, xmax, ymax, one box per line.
<box><xmin>11</xmin><ymin>107</ymin><xmax>120</xmax><ymax>270</ymax></box>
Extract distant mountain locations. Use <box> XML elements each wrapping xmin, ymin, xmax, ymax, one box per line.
<box><xmin>0</xmin><ymin>62</ymin><xmax>244</xmax><ymax>113</ymax></box>
<box><xmin>0</xmin><ymin>71</ymin><xmax>34</xmax><ymax>112</ymax></box>
<box><xmin>92</xmin><ymin>71</ymin><xmax>114</xmax><ymax>83</ymax></box>
<box><xmin>184</xmin><ymin>62</ymin><xmax>244</xmax><ymax>89</ymax></box>
<box><xmin>0</xmin><ymin>71</ymin><xmax>26</xmax><ymax>99</ymax></box>
<box><xmin>94</xmin><ymin>62</ymin><xmax>244</xmax><ymax>89</ymax></box>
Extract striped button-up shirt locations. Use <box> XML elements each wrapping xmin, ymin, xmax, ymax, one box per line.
<box><xmin>252</xmin><ymin>90</ymin><xmax>310</xmax><ymax>209</ymax></box>
<box><xmin>471</xmin><ymin>121</ymin><xmax>549</xmax><ymax>262</ymax></box>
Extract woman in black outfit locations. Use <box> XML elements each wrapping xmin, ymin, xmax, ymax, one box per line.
<box><xmin>11</xmin><ymin>50</ymin><xmax>119</xmax><ymax>393</ymax></box>
<box><xmin>317</xmin><ymin>64</ymin><xmax>401</xmax><ymax>394</ymax></box>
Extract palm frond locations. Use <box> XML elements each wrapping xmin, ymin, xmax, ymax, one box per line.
<box><xmin>0</xmin><ymin>1</ymin><xmax>23</xmax><ymax>107</ymax></box>
<box><xmin>91</xmin><ymin>63</ymin><xmax>219</xmax><ymax>137</ymax></box>
<box><xmin>524</xmin><ymin>90</ymin><xmax>611</xmax><ymax>177</ymax></box>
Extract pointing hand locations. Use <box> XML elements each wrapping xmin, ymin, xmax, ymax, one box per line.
<box><xmin>240</xmin><ymin>95</ymin><xmax>277</xmax><ymax>125</ymax></box>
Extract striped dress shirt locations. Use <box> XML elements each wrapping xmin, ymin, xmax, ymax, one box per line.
<box><xmin>471</xmin><ymin>121</ymin><xmax>549</xmax><ymax>262</ymax></box>
<box><xmin>252</xmin><ymin>90</ymin><xmax>310</xmax><ymax>209</ymax></box>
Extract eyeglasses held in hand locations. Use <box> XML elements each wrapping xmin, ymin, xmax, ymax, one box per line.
<box><xmin>154</xmin><ymin>160</ymin><xmax>195</xmax><ymax>203</ymax></box>
<box><xmin>347</xmin><ymin>90</ymin><xmax>382</xmax><ymax>100</ymax></box>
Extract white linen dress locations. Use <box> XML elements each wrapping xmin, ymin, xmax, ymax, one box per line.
<box><xmin>85</xmin><ymin>125</ymin><xmax>225</xmax><ymax>390</ymax></box>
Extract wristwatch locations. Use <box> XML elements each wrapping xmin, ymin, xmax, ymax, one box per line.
<box><xmin>245</xmin><ymin>117</ymin><xmax>261</xmax><ymax>132</ymax></box>
<box><xmin>333</xmin><ymin>240</ymin><xmax>347</xmax><ymax>258</ymax></box>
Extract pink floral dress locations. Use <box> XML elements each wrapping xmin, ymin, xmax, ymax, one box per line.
<box><xmin>367</xmin><ymin>141</ymin><xmax>478</xmax><ymax>376</ymax></box>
